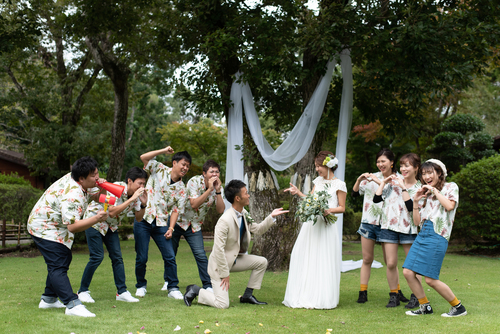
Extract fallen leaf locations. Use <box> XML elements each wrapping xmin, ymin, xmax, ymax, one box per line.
<box><xmin>195</xmin><ymin>325</ymin><xmax>200</xmax><ymax>328</ymax></box>
<box><xmin>259</xmin><ymin>323</ymin><xmax>263</xmax><ymax>327</ymax></box>
<box><xmin>174</xmin><ymin>325</ymin><xmax>181</xmax><ymax>331</ymax></box>
<box><xmin>112</xmin><ymin>305</ymin><xmax>116</xmax><ymax>308</ymax></box>
<box><xmin>204</xmin><ymin>330</ymin><xmax>211</xmax><ymax>334</ymax></box>
<box><xmin>327</xmin><ymin>329</ymin><xmax>333</xmax><ymax>332</ymax></box>
<box><xmin>216</xmin><ymin>323</ymin><xmax>220</xmax><ymax>327</ymax></box>
<box><xmin>199</xmin><ymin>321</ymin><xmax>204</xmax><ymax>324</ymax></box>
<box><xmin>341</xmin><ymin>322</ymin><xmax>345</xmax><ymax>325</ymax></box>
<box><xmin>140</xmin><ymin>326</ymin><xmax>145</xmax><ymax>330</ymax></box>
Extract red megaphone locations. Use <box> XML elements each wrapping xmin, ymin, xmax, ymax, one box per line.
<box><xmin>96</xmin><ymin>180</ymin><xmax>125</xmax><ymax>198</ymax></box>
<box><xmin>99</xmin><ymin>194</ymin><xmax>117</xmax><ymax>212</ymax></box>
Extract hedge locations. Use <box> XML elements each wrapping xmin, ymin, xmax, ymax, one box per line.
<box><xmin>451</xmin><ymin>154</ymin><xmax>500</xmax><ymax>249</ymax></box>
<box><xmin>0</xmin><ymin>183</ymin><xmax>43</xmax><ymax>226</ymax></box>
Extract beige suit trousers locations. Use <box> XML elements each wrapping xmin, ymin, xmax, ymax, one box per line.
<box><xmin>198</xmin><ymin>254</ymin><xmax>268</xmax><ymax>309</ymax></box>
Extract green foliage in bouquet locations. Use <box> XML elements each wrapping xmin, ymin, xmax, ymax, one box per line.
<box><xmin>295</xmin><ymin>188</ymin><xmax>337</xmax><ymax>225</ymax></box>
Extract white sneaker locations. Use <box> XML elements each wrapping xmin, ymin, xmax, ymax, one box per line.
<box><xmin>205</xmin><ymin>287</ymin><xmax>214</xmax><ymax>293</ymax></box>
<box><xmin>135</xmin><ymin>287</ymin><xmax>147</xmax><ymax>297</ymax></box>
<box><xmin>39</xmin><ymin>299</ymin><xmax>65</xmax><ymax>309</ymax></box>
<box><xmin>168</xmin><ymin>290</ymin><xmax>183</xmax><ymax>300</ymax></box>
<box><xmin>116</xmin><ymin>291</ymin><xmax>139</xmax><ymax>303</ymax></box>
<box><xmin>65</xmin><ymin>304</ymin><xmax>96</xmax><ymax>317</ymax></box>
<box><xmin>161</xmin><ymin>281</ymin><xmax>169</xmax><ymax>291</ymax></box>
<box><xmin>78</xmin><ymin>291</ymin><xmax>95</xmax><ymax>303</ymax></box>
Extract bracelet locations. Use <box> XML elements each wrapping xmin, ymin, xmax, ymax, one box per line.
<box><xmin>216</xmin><ymin>192</ymin><xmax>221</xmax><ymax>195</ymax></box>
<box><xmin>413</xmin><ymin>208</ymin><xmax>419</xmax><ymax>210</ymax></box>
<box><xmin>169</xmin><ymin>226</ymin><xmax>174</xmax><ymax>231</ymax></box>
<box><xmin>402</xmin><ymin>189</ymin><xmax>407</xmax><ymax>192</ymax></box>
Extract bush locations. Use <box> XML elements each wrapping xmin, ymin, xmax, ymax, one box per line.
<box><xmin>343</xmin><ymin>206</ymin><xmax>362</xmax><ymax>237</ymax></box>
<box><xmin>450</xmin><ymin>154</ymin><xmax>500</xmax><ymax>249</ymax></box>
<box><xmin>0</xmin><ymin>183</ymin><xmax>43</xmax><ymax>226</ymax></box>
<box><xmin>0</xmin><ymin>172</ymin><xmax>31</xmax><ymax>186</ymax></box>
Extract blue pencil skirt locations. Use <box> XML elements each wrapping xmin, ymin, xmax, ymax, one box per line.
<box><xmin>402</xmin><ymin>220</ymin><xmax>448</xmax><ymax>280</ymax></box>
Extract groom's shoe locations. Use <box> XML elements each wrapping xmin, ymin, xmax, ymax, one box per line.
<box><xmin>240</xmin><ymin>295</ymin><xmax>267</xmax><ymax>305</ymax></box>
<box><xmin>184</xmin><ymin>284</ymin><xmax>200</xmax><ymax>307</ymax></box>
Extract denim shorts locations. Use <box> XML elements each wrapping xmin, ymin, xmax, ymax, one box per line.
<box><xmin>357</xmin><ymin>223</ymin><xmax>381</xmax><ymax>242</ymax></box>
<box><xmin>379</xmin><ymin>228</ymin><xmax>417</xmax><ymax>244</ymax></box>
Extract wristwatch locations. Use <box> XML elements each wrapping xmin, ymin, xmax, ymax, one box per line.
<box><xmin>402</xmin><ymin>189</ymin><xmax>408</xmax><ymax>192</ymax></box>
<box><xmin>140</xmin><ymin>204</ymin><xmax>146</xmax><ymax>209</ymax></box>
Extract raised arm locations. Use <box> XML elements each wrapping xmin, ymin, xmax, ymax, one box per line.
<box><xmin>140</xmin><ymin>146</ymin><xmax>174</xmax><ymax>166</ymax></box>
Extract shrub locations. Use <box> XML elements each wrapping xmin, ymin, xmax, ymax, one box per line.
<box><xmin>343</xmin><ymin>206</ymin><xmax>362</xmax><ymax>237</ymax></box>
<box><xmin>0</xmin><ymin>172</ymin><xmax>31</xmax><ymax>186</ymax></box>
<box><xmin>450</xmin><ymin>154</ymin><xmax>500</xmax><ymax>249</ymax></box>
<box><xmin>0</xmin><ymin>183</ymin><xmax>43</xmax><ymax>226</ymax></box>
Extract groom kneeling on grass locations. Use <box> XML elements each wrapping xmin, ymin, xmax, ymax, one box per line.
<box><xmin>184</xmin><ymin>179</ymin><xmax>288</xmax><ymax>309</ymax></box>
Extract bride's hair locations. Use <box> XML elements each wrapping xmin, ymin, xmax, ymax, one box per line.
<box><xmin>315</xmin><ymin>151</ymin><xmax>338</xmax><ymax>171</ymax></box>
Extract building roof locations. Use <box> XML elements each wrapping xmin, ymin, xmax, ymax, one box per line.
<box><xmin>0</xmin><ymin>149</ymin><xmax>28</xmax><ymax>166</ymax></box>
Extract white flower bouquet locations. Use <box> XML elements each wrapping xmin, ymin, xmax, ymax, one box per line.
<box><xmin>295</xmin><ymin>189</ymin><xmax>337</xmax><ymax>225</ymax></box>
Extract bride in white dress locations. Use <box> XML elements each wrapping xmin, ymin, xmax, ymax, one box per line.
<box><xmin>283</xmin><ymin>151</ymin><xmax>347</xmax><ymax>309</ymax></box>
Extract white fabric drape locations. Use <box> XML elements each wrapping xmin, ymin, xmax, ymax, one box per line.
<box><xmin>225</xmin><ymin>50</ymin><xmax>369</xmax><ymax>272</ymax></box>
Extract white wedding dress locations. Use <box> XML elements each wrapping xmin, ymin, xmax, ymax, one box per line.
<box><xmin>283</xmin><ymin>177</ymin><xmax>346</xmax><ymax>309</ymax></box>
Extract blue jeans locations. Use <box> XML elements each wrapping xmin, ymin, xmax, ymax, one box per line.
<box><xmin>79</xmin><ymin>227</ymin><xmax>127</xmax><ymax>294</ymax></box>
<box><xmin>172</xmin><ymin>224</ymin><xmax>212</xmax><ymax>289</ymax></box>
<box><xmin>133</xmin><ymin>218</ymin><xmax>179</xmax><ymax>290</ymax></box>
<box><xmin>31</xmin><ymin>235</ymin><xmax>81</xmax><ymax>308</ymax></box>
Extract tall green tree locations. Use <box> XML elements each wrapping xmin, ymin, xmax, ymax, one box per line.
<box><xmin>0</xmin><ymin>1</ymin><xmax>106</xmax><ymax>179</ymax></box>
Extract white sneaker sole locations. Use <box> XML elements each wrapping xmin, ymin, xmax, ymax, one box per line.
<box><xmin>442</xmin><ymin>311</ymin><xmax>467</xmax><ymax>317</ymax></box>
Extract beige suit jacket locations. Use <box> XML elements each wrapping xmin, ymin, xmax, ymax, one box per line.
<box><xmin>207</xmin><ymin>208</ymin><xmax>275</xmax><ymax>280</ymax></box>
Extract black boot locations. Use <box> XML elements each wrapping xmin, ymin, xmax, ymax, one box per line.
<box><xmin>357</xmin><ymin>290</ymin><xmax>367</xmax><ymax>303</ymax></box>
<box><xmin>398</xmin><ymin>289</ymin><xmax>410</xmax><ymax>302</ymax></box>
<box><xmin>386</xmin><ymin>292</ymin><xmax>400</xmax><ymax>308</ymax></box>
<box><xmin>405</xmin><ymin>293</ymin><xmax>419</xmax><ymax>309</ymax></box>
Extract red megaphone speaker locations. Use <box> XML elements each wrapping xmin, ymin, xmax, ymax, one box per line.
<box><xmin>96</xmin><ymin>180</ymin><xmax>125</xmax><ymax>198</ymax></box>
<box><xmin>99</xmin><ymin>194</ymin><xmax>116</xmax><ymax>212</ymax></box>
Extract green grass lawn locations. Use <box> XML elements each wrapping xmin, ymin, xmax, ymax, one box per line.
<box><xmin>1</xmin><ymin>239</ymin><xmax>499</xmax><ymax>334</ymax></box>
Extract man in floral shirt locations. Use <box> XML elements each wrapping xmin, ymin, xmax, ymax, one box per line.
<box><xmin>77</xmin><ymin>167</ymin><xmax>148</xmax><ymax>304</ymax></box>
<box><xmin>174</xmin><ymin>160</ymin><xmax>225</xmax><ymax>291</ymax></box>
<box><xmin>28</xmin><ymin>156</ymin><xmax>108</xmax><ymax>317</ymax></box>
<box><xmin>134</xmin><ymin>146</ymin><xmax>190</xmax><ymax>300</ymax></box>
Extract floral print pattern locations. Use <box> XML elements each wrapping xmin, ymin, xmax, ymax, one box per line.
<box><xmin>359</xmin><ymin>172</ymin><xmax>384</xmax><ymax>225</ymax></box>
<box><xmin>380</xmin><ymin>179</ymin><xmax>421</xmax><ymax>234</ymax></box>
<box><xmin>177</xmin><ymin>175</ymin><xmax>220</xmax><ymax>233</ymax></box>
<box><xmin>418</xmin><ymin>182</ymin><xmax>459</xmax><ymax>241</ymax></box>
<box><xmin>84</xmin><ymin>182</ymin><xmax>142</xmax><ymax>236</ymax></box>
<box><xmin>143</xmin><ymin>159</ymin><xmax>187</xmax><ymax>226</ymax></box>
<box><xmin>27</xmin><ymin>173</ymin><xmax>95</xmax><ymax>249</ymax></box>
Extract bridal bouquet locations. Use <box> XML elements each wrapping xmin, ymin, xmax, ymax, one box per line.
<box><xmin>295</xmin><ymin>188</ymin><xmax>337</xmax><ymax>225</ymax></box>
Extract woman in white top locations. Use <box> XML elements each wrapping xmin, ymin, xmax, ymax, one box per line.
<box><xmin>403</xmin><ymin>159</ymin><xmax>466</xmax><ymax>317</ymax></box>
<box><xmin>352</xmin><ymin>148</ymin><xmax>409</xmax><ymax>304</ymax></box>
<box><xmin>282</xmin><ymin>151</ymin><xmax>346</xmax><ymax>309</ymax></box>
<box><xmin>373</xmin><ymin>153</ymin><xmax>421</xmax><ymax>308</ymax></box>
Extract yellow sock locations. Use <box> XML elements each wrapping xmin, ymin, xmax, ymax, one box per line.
<box><xmin>449</xmin><ymin>297</ymin><xmax>460</xmax><ymax>307</ymax></box>
<box><xmin>397</xmin><ymin>284</ymin><xmax>401</xmax><ymax>291</ymax></box>
<box><xmin>418</xmin><ymin>297</ymin><xmax>429</xmax><ymax>305</ymax></box>
<box><xmin>390</xmin><ymin>289</ymin><xmax>398</xmax><ymax>293</ymax></box>
<box><xmin>360</xmin><ymin>284</ymin><xmax>368</xmax><ymax>292</ymax></box>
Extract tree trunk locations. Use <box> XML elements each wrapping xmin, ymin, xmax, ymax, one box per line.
<box><xmin>86</xmin><ymin>36</ymin><xmax>131</xmax><ymax>182</ymax></box>
<box><xmin>107</xmin><ymin>72</ymin><xmax>130</xmax><ymax>181</ymax></box>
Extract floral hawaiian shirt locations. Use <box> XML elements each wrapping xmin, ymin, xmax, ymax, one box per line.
<box><xmin>84</xmin><ymin>182</ymin><xmax>142</xmax><ymax>236</ymax></box>
<box><xmin>380</xmin><ymin>179</ymin><xmax>421</xmax><ymax>234</ymax></box>
<box><xmin>27</xmin><ymin>173</ymin><xmax>96</xmax><ymax>249</ymax></box>
<box><xmin>177</xmin><ymin>175</ymin><xmax>222</xmax><ymax>233</ymax></box>
<box><xmin>359</xmin><ymin>171</ymin><xmax>384</xmax><ymax>225</ymax></box>
<box><xmin>418</xmin><ymin>182</ymin><xmax>459</xmax><ymax>241</ymax></box>
<box><xmin>143</xmin><ymin>159</ymin><xmax>187</xmax><ymax>226</ymax></box>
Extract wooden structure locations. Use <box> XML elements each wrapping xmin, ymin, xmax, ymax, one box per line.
<box><xmin>0</xmin><ymin>149</ymin><xmax>46</xmax><ymax>189</ymax></box>
<box><xmin>1</xmin><ymin>219</ymin><xmax>32</xmax><ymax>253</ymax></box>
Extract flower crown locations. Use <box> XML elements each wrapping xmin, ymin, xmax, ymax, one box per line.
<box><xmin>322</xmin><ymin>155</ymin><xmax>338</xmax><ymax>169</ymax></box>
